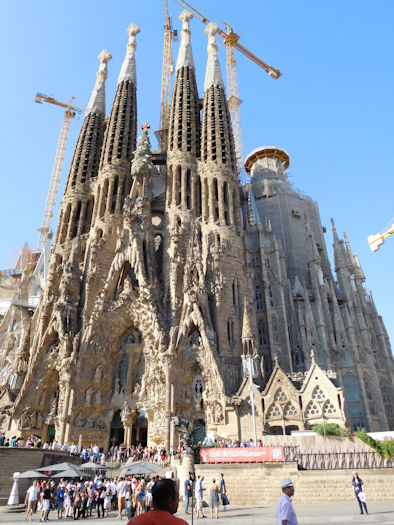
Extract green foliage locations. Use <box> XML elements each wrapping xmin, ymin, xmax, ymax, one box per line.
<box><xmin>311</xmin><ymin>422</ymin><xmax>351</xmax><ymax>438</ymax></box>
<box><xmin>354</xmin><ymin>428</ymin><xmax>394</xmax><ymax>460</ymax></box>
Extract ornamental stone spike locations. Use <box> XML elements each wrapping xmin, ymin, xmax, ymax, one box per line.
<box><xmin>118</xmin><ymin>23</ymin><xmax>141</xmax><ymax>85</ymax></box>
<box><xmin>176</xmin><ymin>10</ymin><xmax>194</xmax><ymax>71</ymax></box>
<box><xmin>204</xmin><ymin>22</ymin><xmax>224</xmax><ymax>91</ymax></box>
<box><xmin>86</xmin><ymin>50</ymin><xmax>112</xmax><ymax>116</ymax></box>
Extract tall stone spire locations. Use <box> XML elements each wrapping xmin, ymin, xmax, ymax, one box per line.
<box><xmin>204</xmin><ymin>23</ymin><xmax>224</xmax><ymax>91</ymax></box>
<box><xmin>100</xmin><ymin>23</ymin><xmax>140</xmax><ymax>170</ymax></box>
<box><xmin>56</xmin><ymin>51</ymin><xmax>112</xmax><ymax>245</ymax></box>
<box><xmin>86</xmin><ymin>50</ymin><xmax>112</xmax><ymax>116</ymax></box>
<box><xmin>331</xmin><ymin>218</ymin><xmax>349</xmax><ymax>271</ymax></box>
<box><xmin>168</xmin><ymin>10</ymin><xmax>200</xmax><ymax>156</ymax></box>
<box><xmin>118</xmin><ymin>23</ymin><xmax>140</xmax><ymax>84</ymax></box>
<box><xmin>176</xmin><ymin>10</ymin><xmax>194</xmax><ymax>71</ymax></box>
<box><xmin>241</xmin><ymin>298</ymin><xmax>255</xmax><ymax>348</ymax></box>
<box><xmin>201</xmin><ymin>22</ymin><xmax>236</xmax><ymax>171</ymax></box>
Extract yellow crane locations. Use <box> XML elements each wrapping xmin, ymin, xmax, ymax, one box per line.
<box><xmin>368</xmin><ymin>219</ymin><xmax>394</xmax><ymax>252</ymax></box>
<box><xmin>35</xmin><ymin>93</ymin><xmax>83</xmax><ymax>251</ymax></box>
<box><xmin>172</xmin><ymin>0</ymin><xmax>281</xmax><ymax>183</ymax></box>
<box><xmin>158</xmin><ymin>1</ymin><xmax>178</xmax><ymax>151</ymax></box>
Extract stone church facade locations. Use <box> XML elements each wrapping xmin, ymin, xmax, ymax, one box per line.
<box><xmin>0</xmin><ymin>12</ymin><xmax>392</xmax><ymax>449</ymax></box>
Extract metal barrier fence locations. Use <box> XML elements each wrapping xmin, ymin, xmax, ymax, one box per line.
<box><xmin>283</xmin><ymin>446</ymin><xmax>393</xmax><ymax>470</ymax></box>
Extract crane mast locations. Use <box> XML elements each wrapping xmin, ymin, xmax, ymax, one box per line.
<box><xmin>159</xmin><ymin>1</ymin><xmax>177</xmax><ymax>150</ymax></box>
<box><xmin>173</xmin><ymin>0</ymin><xmax>281</xmax><ymax>183</ymax></box>
<box><xmin>35</xmin><ymin>93</ymin><xmax>83</xmax><ymax>251</ymax></box>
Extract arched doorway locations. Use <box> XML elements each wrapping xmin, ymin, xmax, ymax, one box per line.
<box><xmin>131</xmin><ymin>410</ymin><xmax>148</xmax><ymax>447</ymax></box>
<box><xmin>109</xmin><ymin>410</ymin><xmax>124</xmax><ymax>448</ymax></box>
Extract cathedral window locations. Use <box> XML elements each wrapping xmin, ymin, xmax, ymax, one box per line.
<box><xmin>71</xmin><ymin>201</ymin><xmax>82</xmax><ymax>239</ymax></box>
<box><xmin>312</xmin><ymin>385</ymin><xmax>326</xmax><ymax>401</ymax></box>
<box><xmin>83</xmin><ymin>198</ymin><xmax>94</xmax><ymax>234</ymax></box>
<box><xmin>269</xmin><ymin>286</ymin><xmax>274</xmax><ymax>307</ymax></box>
<box><xmin>176</xmin><ymin>166</ymin><xmax>181</xmax><ymax>206</ymax></box>
<box><xmin>11</xmin><ymin>320</ymin><xmax>18</xmax><ymax>332</ymax></box>
<box><xmin>195</xmin><ymin>175</ymin><xmax>202</xmax><ymax>217</ymax></box>
<box><xmin>212</xmin><ymin>179</ymin><xmax>219</xmax><ymax>222</ymax></box>
<box><xmin>274</xmin><ymin>388</ymin><xmax>288</xmax><ymax>403</ymax></box>
<box><xmin>35</xmin><ymin>286</ymin><xmax>41</xmax><ymax>296</ymax></box>
<box><xmin>101</xmin><ymin>179</ymin><xmax>109</xmax><ymax>218</ymax></box>
<box><xmin>186</xmin><ymin>169</ymin><xmax>191</xmax><ymax>209</ymax></box>
<box><xmin>323</xmin><ymin>400</ymin><xmax>336</xmax><ymax>416</ymax></box>
<box><xmin>258</xmin><ymin>319</ymin><xmax>267</xmax><ymax>346</ymax></box>
<box><xmin>364</xmin><ymin>375</ymin><xmax>376</xmax><ymax>415</ymax></box>
<box><xmin>60</xmin><ymin>204</ymin><xmax>71</xmax><ymax>244</ymax></box>
<box><xmin>284</xmin><ymin>403</ymin><xmax>297</xmax><ymax>417</ymax></box>
<box><xmin>223</xmin><ymin>182</ymin><xmax>229</xmax><ymax>225</ymax></box>
<box><xmin>272</xmin><ymin>316</ymin><xmax>279</xmax><ymax>343</ymax></box>
<box><xmin>255</xmin><ymin>285</ymin><xmax>264</xmax><ymax>311</ymax></box>
<box><xmin>167</xmin><ymin>166</ymin><xmax>173</xmax><ymax>206</ymax></box>
<box><xmin>305</xmin><ymin>401</ymin><xmax>320</xmax><ymax>417</ymax></box>
<box><xmin>379</xmin><ymin>380</ymin><xmax>393</xmax><ymax>419</ymax></box>
<box><xmin>111</xmin><ymin>176</ymin><xmax>119</xmax><ymax>214</ymax></box>
<box><xmin>227</xmin><ymin>318</ymin><xmax>234</xmax><ymax>345</ymax></box>
<box><xmin>344</xmin><ymin>374</ymin><xmax>362</xmax><ymax>418</ymax></box>
<box><xmin>267</xmin><ymin>403</ymin><xmax>281</xmax><ymax>419</ymax></box>
<box><xmin>204</xmin><ymin>178</ymin><xmax>209</xmax><ymax>220</ymax></box>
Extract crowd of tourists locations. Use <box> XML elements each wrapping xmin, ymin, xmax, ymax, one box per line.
<box><xmin>0</xmin><ymin>432</ymin><xmax>170</xmax><ymax>466</ymax></box>
<box><xmin>24</xmin><ymin>473</ymin><xmax>164</xmax><ymax>522</ymax></box>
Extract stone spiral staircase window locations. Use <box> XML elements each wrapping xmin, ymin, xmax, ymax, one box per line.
<box><xmin>312</xmin><ymin>385</ymin><xmax>326</xmax><ymax>401</ymax></box>
<box><xmin>274</xmin><ymin>388</ymin><xmax>288</xmax><ymax>403</ymax></box>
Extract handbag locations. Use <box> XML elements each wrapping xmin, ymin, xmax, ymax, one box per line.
<box><xmin>358</xmin><ymin>491</ymin><xmax>366</xmax><ymax>503</ymax></box>
<box><xmin>222</xmin><ymin>494</ymin><xmax>230</xmax><ymax>506</ymax></box>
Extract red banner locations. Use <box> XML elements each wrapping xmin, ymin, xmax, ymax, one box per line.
<box><xmin>200</xmin><ymin>446</ymin><xmax>284</xmax><ymax>463</ymax></box>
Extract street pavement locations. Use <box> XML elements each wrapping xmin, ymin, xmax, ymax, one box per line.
<box><xmin>1</xmin><ymin>502</ymin><xmax>394</xmax><ymax>524</ymax></box>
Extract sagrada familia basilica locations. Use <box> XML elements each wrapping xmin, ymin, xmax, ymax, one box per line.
<box><xmin>0</xmin><ymin>12</ymin><xmax>393</xmax><ymax>449</ymax></box>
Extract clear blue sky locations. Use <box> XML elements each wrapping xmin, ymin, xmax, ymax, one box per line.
<box><xmin>0</xmin><ymin>0</ymin><xmax>393</xmax><ymax>346</ymax></box>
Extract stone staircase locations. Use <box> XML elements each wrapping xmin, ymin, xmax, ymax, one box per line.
<box><xmin>194</xmin><ymin>463</ymin><xmax>394</xmax><ymax>505</ymax></box>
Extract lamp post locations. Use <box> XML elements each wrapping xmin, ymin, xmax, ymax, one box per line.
<box><xmin>242</xmin><ymin>353</ymin><xmax>258</xmax><ymax>446</ymax></box>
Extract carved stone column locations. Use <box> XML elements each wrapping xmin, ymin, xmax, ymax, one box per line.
<box><xmin>121</xmin><ymin>402</ymin><xmax>137</xmax><ymax>447</ymax></box>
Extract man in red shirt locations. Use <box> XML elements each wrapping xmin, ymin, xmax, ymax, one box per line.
<box><xmin>127</xmin><ymin>478</ymin><xmax>187</xmax><ymax>525</ymax></box>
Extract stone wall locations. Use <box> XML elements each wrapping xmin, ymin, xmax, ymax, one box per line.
<box><xmin>194</xmin><ymin>462</ymin><xmax>394</xmax><ymax>505</ymax></box>
<box><xmin>0</xmin><ymin>448</ymin><xmax>81</xmax><ymax>505</ymax></box>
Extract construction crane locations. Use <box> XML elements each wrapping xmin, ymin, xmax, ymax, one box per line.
<box><xmin>172</xmin><ymin>0</ymin><xmax>281</xmax><ymax>183</ymax></box>
<box><xmin>35</xmin><ymin>93</ymin><xmax>83</xmax><ymax>251</ymax></box>
<box><xmin>158</xmin><ymin>1</ymin><xmax>178</xmax><ymax>151</ymax></box>
<box><xmin>368</xmin><ymin>219</ymin><xmax>394</xmax><ymax>252</ymax></box>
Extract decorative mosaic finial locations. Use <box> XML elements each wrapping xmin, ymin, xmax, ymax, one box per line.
<box><xmin>86</xmin><ymin>50</ymin><xmax>112</xmax><ymax>116</ymax></box>
<box><xmin>131</xmin><ymin>129</ymin><xmax>153</xmax><ymax>178</ymax></box>
<box><xmin>118</xmin><ymin>23</ymin><xmax>141</xmax><ymax>84</ymax></box>
<box><xmin>176</xmin><ymin>10</ymin><xmax>194</xmax><ymax>71</ymax></box>
<box><xmin>204</xmin><ymin>22</ymin><xmax>224</xmax><ymax>91</ymax></box>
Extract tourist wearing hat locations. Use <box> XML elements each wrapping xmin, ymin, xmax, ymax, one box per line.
<box><xmin>276</xmin><ymin>477</ymin><xmax>298</xmax><ymax>525</ymax></box>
